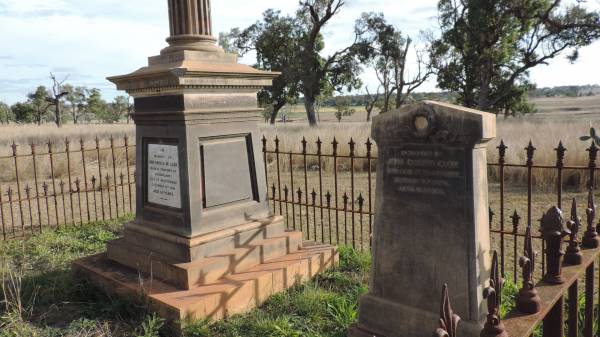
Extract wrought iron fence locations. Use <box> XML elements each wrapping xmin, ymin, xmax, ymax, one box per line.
<box><xmin>0</xmin><ymin>136</ymin><xmax>135</xmax><ymax>240</ymax></box>
<box><xmin>262</xmin><ymin>135</ymin><xmax>600</xmax><ymax>284</ymax></box>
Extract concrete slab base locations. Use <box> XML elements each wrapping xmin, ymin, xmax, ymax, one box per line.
<box><xmin>73</xmin><ymin>243</ymin><xmax>338</xmax><ymax>326</ymax></box>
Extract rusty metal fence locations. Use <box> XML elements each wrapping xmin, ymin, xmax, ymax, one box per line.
<box><xmin>0</xmin><ymin>136</ymin><xmax>135</xmax><ymax>240</ymax></box>
<box><xmin>262</xmin><ymin>136</ymin><xmax>600</xmax><ymax>282</ymax></box>
<box><xmin>1</xmin><ymin>133</ymin><xmax>599</xmax><ymax>281</ymax></box>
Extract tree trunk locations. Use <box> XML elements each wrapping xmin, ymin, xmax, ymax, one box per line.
<box><xmin>269</xmin><ymin>101</ymin><xmax>286</xmax><ymax>125</ymax></box>
<box><xmin>366</xmin><ymin>108</ymin><xmax>372</xmax><ymax>122</ymax></box>
<box><xmin>304</xmin><ymin>96</ymin><xmax>318</xmax><ymax>126</ymax></box>
<box><xmin>72</xmin><ymin>107</ymin><xmax>78</xmax><ymax>124</ymax></box>
<box><xmin>54</xmin><ymin>102</ymin><xmax>62</xmax><ymax>127</ymax></box>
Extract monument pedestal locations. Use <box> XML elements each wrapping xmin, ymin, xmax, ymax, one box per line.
<box><xmin>73</xmin><ymin>0</ymin><xmax>337</xmax><ymax>328</ymax></box>
<box><xmin>74</xmin><ymin>215</ymin><xmax>337</xmax><ymax>323</ymax></box>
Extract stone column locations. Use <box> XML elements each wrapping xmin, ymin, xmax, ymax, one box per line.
<box><xmin>163</xmin><ymin>0</ymin><xmax>220</xmax><ymax>53</ymax></box>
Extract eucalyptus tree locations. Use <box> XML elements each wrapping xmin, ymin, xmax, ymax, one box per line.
<box><xmin>431</xmin><ymin>0</ymin><xmax>600</xmax><ymax>116</ymax></box>
<box><xmin>355</xmin><ymin>12</ymin><xmax>433</xmax><ymax>113</ymax></box>
<box><xmin>228</xmin><ymin>10</ymin><xmax>302</xmax><ymax>124</ymax></box>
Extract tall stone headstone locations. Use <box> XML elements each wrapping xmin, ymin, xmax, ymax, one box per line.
<box><xmin>348</xmin><ymin>101</ymin><xmax>496</xmax><ymax>337</ymax></box>
<box><xmin>74</xmin><ymin>0</ymin><xmax>338</xmax><ymax>327</ymax></box>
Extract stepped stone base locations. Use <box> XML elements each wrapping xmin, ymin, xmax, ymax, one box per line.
<box><xmin>73</xmin><ymin>216</ymin><xmax>338</xmax><ymax>328</ymax></box>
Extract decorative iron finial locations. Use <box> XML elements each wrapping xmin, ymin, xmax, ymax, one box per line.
<box><xmin>555</xmin><ymin>142</ymin><xmax>567</xmax><ymax>168</ymax></box>
<box><xmin>588</xmin><ymin>140</ymin><xmax>598</xmax><ymax>167</ymax></box>
<box><xmin>365</xmin><ymin>138</ymin><xmax>373</xmax><ymax>158</ymax></box>
<box><xmin>433</xmin><ymin>284</ymin><xmax>460</xmax><ymax>337</ymax></box>
<box><xmin>525</xmin><ymin>141</ymin><xmax>536</xmax><ymax>166</ymax></box>
<box><xmin>497</xmin><ymin>140</ymin><xmax>507</xmax><ymax>165</ymax></box>
<box><xmin>11</xmin><ymin>142</ymin><xmax>17</xmax><ymax>156</ymax></box>
<box><xmin>316</xmin><ymin>137</ymin><xmax>322</xmax><ymax>156</ymax></box>
<box><xmin>583</xmin><ymin>188</ymin><xmax>600</xmax><ymax>248</ymax></box>
<box><xmin>332</xmin><ymin>137</ymin><xmax>338</xmax><ymax>156</ymax></box>
<box><xmin>511</xmin><ymin>210</ymin><xmax>521</xmax><ymax>234</ymax></box>
<box><xmin>481</xmin><ymin>251</ymin><xmax>507</xmax><ymax>337</ymax></box>
<box><xmin>540</xmin><ymin>206</ymin><xmax>570</xmax><ymax>284</ymax></box>
<box><xmin>565</xmin><ymin>198</ymin><xmax>583</xmax><ymax>265</ymax></box>
<box><xmin>301</xmin><ymin>137</ymin><xmax>307</xmax><ymax>155</ymax></box>
<box><xmin>516</xmin><ymin>225</ymin><xmax>541</xmax><ymax>314</ymax></box>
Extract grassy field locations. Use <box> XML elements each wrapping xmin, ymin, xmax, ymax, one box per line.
<box><xmin>0</xmin><ymin>217</ymin><xmax>374</xmax><ymax>337</ymax></box>
<box><xmin>11</xmin><ymin>217</ymin><xmax>600</xmax><ymax>337</ymax></box>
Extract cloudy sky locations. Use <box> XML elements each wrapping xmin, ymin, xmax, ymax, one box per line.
<box><xmin>0</xmin><ymin>0</ymin><xmax>599</xmax><ymax>104</ymax></box>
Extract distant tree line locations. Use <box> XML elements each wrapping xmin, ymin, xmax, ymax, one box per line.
<box><xmin>220</xmin><ymin>0</ymin><xmax>600</xmax><ymax>124</ymax></box>
<box><xmin>0</xmin><ymin>73</ymin><xmax>133</xmax><ymax>126</ymax></box>
<box><xmin>296</xmin><ymin>84</ymin><xmax>600</xmax><ymax>109</ymax></box>
<box><xmin>529</xmin><ymin>85</ymin><xmax>600</xmax><ymax>98</ymax></box>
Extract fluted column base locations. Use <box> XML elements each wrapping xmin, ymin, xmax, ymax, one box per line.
<box><xmin>162</xmin><ymin>34</ymin><xmax>222</xmax><ymax>54</ymax></box>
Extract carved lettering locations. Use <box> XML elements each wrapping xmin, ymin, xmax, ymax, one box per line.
<box><xmin>384</xmin><ymin>146</ymin><xmax>464</xmax><ymax>197</ymax></box>
<box><xmin>148</xmin><ymin>144</ymin><xmax>182</xmax><ymax>208</ymax></box>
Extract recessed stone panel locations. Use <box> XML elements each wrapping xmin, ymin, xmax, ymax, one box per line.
<box><xmin>200</xmin><ymin>135</ymin><xmax>257</xmax><ymax>208</ymax></box>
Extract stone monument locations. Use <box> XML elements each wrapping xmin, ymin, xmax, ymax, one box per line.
<box><xmin>74</xmin><ymin>0</ymin><xmax>338</xmax><ymax>326</ymax></box>
<box><xmin>348</xmin><ymin>101</ymin><xmax>496</xmax><ymax>337</ymax></box>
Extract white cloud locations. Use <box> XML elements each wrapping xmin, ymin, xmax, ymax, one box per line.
<box><xmin>0</xmin><ymin>0</ymin><xmax>598</xmax><ymax>104</ymax></box>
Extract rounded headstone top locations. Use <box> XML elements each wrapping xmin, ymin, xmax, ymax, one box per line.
<box><xmin>372</xmin><ymin>101</ymin><xmax>497</xmax><ymax>147</ymax></box>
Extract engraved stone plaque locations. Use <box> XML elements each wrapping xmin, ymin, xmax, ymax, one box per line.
<box><xmin>148</xmin><ymin>144</ymin><xmax>181</xmax><ymax>209</ymax></box>
<box><xmin>383</xmin><ymin>145</ymin><xmax>466</xmax><ymax>200</ymax></box>
<box><xmin>201</xmin><ymin>136</ymin><xmax>256</xmax><ymax>208</ymax></box>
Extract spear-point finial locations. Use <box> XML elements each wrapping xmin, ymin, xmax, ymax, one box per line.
<box><xmin>525</xmin><ymin>141</ymin><xmax>536</xmax><ymax>166</ymax></box>
<box><xmin>583</xmin><ymin>188</ymin><xmax>600</xmax><ymax>248</ymax></box>
<box><xmin>555</xmin><ymin>141</ymin><xmax>567</xmax><ymax>168</ymax></box>
<box><xmin>497</xmin><ymin>140</ymin><xmax>507</xmax><ymax>164</ymax></box>
<box><xmin>511</xmin><ymin>210</ymin><xmax>521</xmax><ymax>234</ymax></box>
<box><xmin>565</xmin><ymin>198</ymin><xmax>583</xmax><ymax>265</ymax></box>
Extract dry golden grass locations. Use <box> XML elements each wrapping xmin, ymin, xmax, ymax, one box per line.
<box><xmin>0</xmin><ymin>104</ymin><xmax>595</xmax><ymax>236</ymax></box>
<box><xmin>0</xmin><ymin>124</ymin><xmax>134</xmax><ymax>150</ymax></box>
<box><xmin>260</xmin><ymin>117</ymin><xmax>597</xmax><ymax>189</ymax></box>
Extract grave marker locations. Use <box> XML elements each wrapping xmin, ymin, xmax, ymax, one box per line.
<box><xmin>349</xmin><ymin>101</ymin><xmax>496</xmax><ymax>337</ymax></box>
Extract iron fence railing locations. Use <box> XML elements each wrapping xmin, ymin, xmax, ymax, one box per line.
<box><xmin>0</xmin><ymin>136</ymin><xmax>135</xmax><ymax>240</ymax></box>
<box><xmin>262</xmin><ymin>136</ymin><xmax>600</xmax><ymax>284</ymax></box>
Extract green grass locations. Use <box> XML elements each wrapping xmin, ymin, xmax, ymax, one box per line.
<box><xmin>0</xmin><ymin>218</ymin><xmax>371</xmax><ymax>337</ymax></box>
<box><xmin>1</xmin><ymin>217</ymin><xmax>593</xmax><ymax>337</ymax></box>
